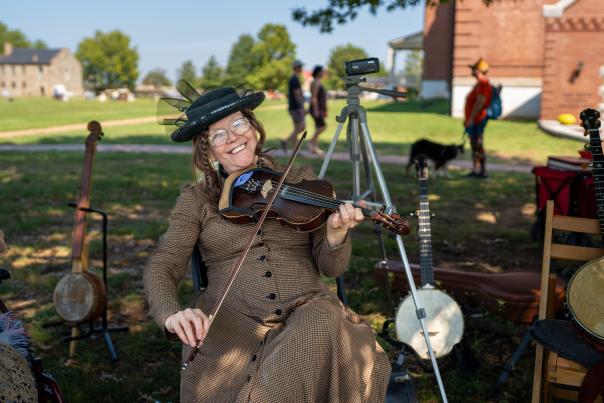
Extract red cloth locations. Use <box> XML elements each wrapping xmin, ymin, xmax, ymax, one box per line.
<box><xmin>465</xmin><ymin>77</ymin><xmax>493</xmax><ymax>124</ymax></box>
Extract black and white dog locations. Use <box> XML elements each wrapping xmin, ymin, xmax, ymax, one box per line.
<box><xmin>405</xmin><ymin>139</ymin><xmax>464</xmax><ymax>176</ymax></box>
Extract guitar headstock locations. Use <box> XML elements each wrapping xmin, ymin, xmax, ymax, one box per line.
<box><xmin>85</xmin><ymin>120</ymin><xmax>104</xmax><ymax>150</ymax></box>
<box><xmin>414</xmin><ymin>155</ymin><xmax>429</xmax><ymax>180</ymax></box>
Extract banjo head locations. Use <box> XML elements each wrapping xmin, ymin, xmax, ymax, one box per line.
<box><xmin>395</xmin><ymin>288</ymin><xmax>465</xmax><ymax>359</ymax></box>
<box><xmin>53</xmin><ymin>272</ymin><xmax>106</xmax><ymax>322</ymax></box>
<box><xmin>567</xmin><ymin>257</ymin><xmax>604</xmax><ymax>341</ymax></box>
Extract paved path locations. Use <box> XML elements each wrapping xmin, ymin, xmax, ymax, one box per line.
<box><xmin>0</xmin><ymin>143</ymin><xmax>533</xmax><ymax>173</ymax></box>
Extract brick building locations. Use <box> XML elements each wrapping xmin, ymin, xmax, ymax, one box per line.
<box><xmin>0</xmin><ymin>42</ymin><xmax>83</xmax><ymax>97</ymax></box>
<box><xmin>421</xmin><ymin>0</ymin><xmax>604</xmax><ymax>120</ymax></box>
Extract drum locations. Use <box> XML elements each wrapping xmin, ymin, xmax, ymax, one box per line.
<box><xmin>567</xmin><ymin>256</ymin><xmax>604</xmax><ymax>341</ymax></box>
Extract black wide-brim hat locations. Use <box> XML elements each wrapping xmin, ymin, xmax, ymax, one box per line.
<box><xmin>157</xmin><ymin>80</ymin><xmax>265</xmax><ymax>142</ymax></box>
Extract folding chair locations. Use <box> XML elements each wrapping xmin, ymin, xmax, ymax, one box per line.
<box><xmin>531</xmin><ymin>200</ymin><xmax>604</xmax><ymax>403</ymax></box>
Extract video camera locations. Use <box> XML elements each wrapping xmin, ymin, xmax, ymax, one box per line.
<box><xmin>345</xmin><ymin>57</ymin><xmax>380</xmax><ymax>77</ymax></box>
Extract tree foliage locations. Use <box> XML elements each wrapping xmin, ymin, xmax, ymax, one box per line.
<box><xmin>199</xmin><ymin>56</ymin><xmax>225</xmax><ymax>90</ymax></box>
<box><xmin>0</xmin><ymin>21</ymin><xmax>47</xmax><ymax>49</ymax></box>
<box><xmin>224</xmin><ymin>34</ymin><xmax>256</xmax><ymax>87</ymax></box>
<box><xmin>76</xmin><ymin>30</ymin><xmax>139</xmax><ymax>91</ymax></box>
<box><xmin>326</xmin><ymin>44</ymin><xmax>368</xmax><ymax>90</ymax></box>
<box><xmin>223</xmin><ymin>24</ymin><xmax>296</xmax><ymax>92</ymax></box>
<box><xmin>142</xmin><ymin>68</ymin><xmax>172</xmax><ymax>87</ymax></box>
<box><xmin>245</xmin><ymin>24</ymin><xmax>296</xmax><ymax>92</ymax></box>
<box><xmin>177</xmin><ymin>60</ymin><xmax>198</xmax><ymax>86</ymax></box>
<box><xmin>292</xmin><ymin>0</ymin><xmax>492</xmax><ymax>33</ymax></box>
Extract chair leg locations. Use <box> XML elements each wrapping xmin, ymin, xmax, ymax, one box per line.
<box><xmin>531</xmin><ymin>344</ymin><xmax>544</xmax><ymax>403</ymax></box>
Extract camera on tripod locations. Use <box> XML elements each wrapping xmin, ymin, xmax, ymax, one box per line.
<box><xmin>345</xmin><ymin>57</ymin><xmax>380</xmax><ymax>77</ymax></box>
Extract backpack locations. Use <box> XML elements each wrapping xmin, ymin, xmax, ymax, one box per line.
<box><xmin>487</xmin><ymin>84</ymin><xmax>503</xmax><ymax>120</ymax></box>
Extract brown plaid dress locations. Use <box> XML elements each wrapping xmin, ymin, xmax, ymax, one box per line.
<box><xmin>143</xmin><ymin>165</ymin><xmax>390</xmax><ymax>402</ymax></box>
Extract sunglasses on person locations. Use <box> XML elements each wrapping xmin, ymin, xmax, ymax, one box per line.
<box><xmin>208</xmin><ymin>117</ymin><xmax>251</xmax><ymax>147</ymax></box>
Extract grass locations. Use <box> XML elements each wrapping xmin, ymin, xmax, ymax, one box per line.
<box><xmin>0</xmin><ymin>150</ymin><xmax>546</xmax><ymax>402</ymax></box>
<box><xmin>1</xmin><ymin>98</ymin><xmax>584</xmax><ymax>166</ymax></box>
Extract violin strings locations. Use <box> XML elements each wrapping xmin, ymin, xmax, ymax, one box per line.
<box><xmin>256</xmin><ymin>178</ymin><xmax>379</xmax><ymax>218</ymax></box>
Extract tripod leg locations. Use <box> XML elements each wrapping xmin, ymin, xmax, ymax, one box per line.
<box><xmin>103</xmin><ymin>330</ymin><xmax>119</xmax><ymax>361</ymax></box>
<box><xmin>358</xmin><ymin>122</ymin><xmax>448</xmax><ymax>403</ymax></box>
<box><xmin>319</xmin><ymin>120</ymin><xmax>346</xmax><ymax>179</ymax></box>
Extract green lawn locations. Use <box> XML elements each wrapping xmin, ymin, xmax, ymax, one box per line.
<box><xmin>1</xmin><ymin>151</ymin><xmax>542</xmax><ymax>402</ymax></box>
<box><xmin>1</xmin><ymin>98</ymin><xmax>584</xmax><ymax>165</ymax></box>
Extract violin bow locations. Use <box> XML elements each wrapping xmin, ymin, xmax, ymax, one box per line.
<box><xmin>181</xmin><ymin>131</ymin><xmax>308</xmax><ymax>370</ymax></box>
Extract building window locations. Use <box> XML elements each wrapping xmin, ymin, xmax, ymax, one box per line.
<box><xmin>1</xmin><ymin>81</ymin><xmax>5</xmax><ymax>88</ymax></box>
<box><xmin>0</xmin><ymin>66</ymin><xmax>4</xmax><ymax>73</ymax></box>
<box><xmin>21</xmin><ymin>65</ymin><xmax>25</xmax><ymax>74</ymax></box>
<box><xmin>40</xmin><ymin>86</ymin><xmax>45</xmax><ymax>95</ymax></box>
<box><xmin>11</xmin><ymin>65</ymin><xmax>15</xmax><ymax>75</ymax></box>
<box><xmin>12</xmin><ymin>81</ymin><xmax>16</xmax><ymax>88</ymax></box>
<box><xmin>22</xmin><ymin>81</ymin><xmax>26</xmax><ymax>88</ymax></box>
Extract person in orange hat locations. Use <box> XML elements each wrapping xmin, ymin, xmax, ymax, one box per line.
<box><xmin>464</xmin><ymin>58</ymin><xmax>493</xmax><ymax>178</ymax></box>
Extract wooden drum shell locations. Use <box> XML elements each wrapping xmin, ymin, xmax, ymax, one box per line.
<box><xmin>53</xmin><ymin>271</ymin><xmax>107</xmax><ymax>323</ymax></box>
<box><xmin>567</xmin><ymin>256</ymin><xmax>604</xmax><ymax>342</ymax></box>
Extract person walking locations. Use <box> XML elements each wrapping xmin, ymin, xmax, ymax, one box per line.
<box><xmin>464</xmin><ymin>58</ymin><xmax>493</xmax><ymax>178</ymax></box>
<box><xmin>308</xmin><ymin>65</ymin><xmax>328</xmax><ymax>156</ymax></box>
<box><xmin>281</xmin><ymin>60</ymin><xmax>306</xmax><ymax>152</ymax></box>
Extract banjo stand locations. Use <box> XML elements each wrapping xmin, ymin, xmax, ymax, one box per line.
<box><xmin>44</xmin><ymin>206</ymin><xmax>129</xmax><ymax>361</ymax></box>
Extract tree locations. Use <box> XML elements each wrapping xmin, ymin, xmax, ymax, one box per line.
<box><xmin>325</xmin><ymin>44</ymin><xmax>368</xmax><ymax>90</ymax></box>
<box><xmin>292</xmin><ymin>0</ymin><xmax>493</xmax><ymax>33</ymax></box>
<box><xmin>246</xmin><ymin>24</ymin><xmax>296</xmax><ymax>92</ymax></box>
<box><xmin>177</xmin><ymin>60</ymin><xmax>198</xmax><ymax>87</ymax></box>
<box><xmin>76</xmin><ymin>30</ymin><xmax>139</xmax><ymax>91</ymax></box>
<box><xmin>224</xmin><ymin>34</ymin><xmax>257</xmax><ymax>87</ymax></box>
<box><xmin>0</xmin><ymin>22</ymin><xmax>47</xmax><ymax>49</ymax></box>
<box><xmin>142</xmin><ymin>68</ymin><xmax>172</xmax><ymax>87</ymax></box>
<box><xmin>199</xmin><ymin>56</ymin><xmax>225</xmax><ymax>90</ymax></box>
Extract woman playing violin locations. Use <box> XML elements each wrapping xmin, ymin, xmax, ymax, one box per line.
<box><xmin>144</xmin><ymin>83</ymin><xmax>390</xmax><ymax>402</ymax></box>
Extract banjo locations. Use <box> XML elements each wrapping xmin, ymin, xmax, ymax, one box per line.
<box><xmin>395</xmin><ymin>156</ymin><xmax>464</xmax><ymax>359</ymax></box>
<box><xmin>53</xmin><ymin>121</ymin><xmax>106</xmax><ymax>323</ymax></box>
<box><xmin>567</xmin><ymin>109</ymin><xmax>604</xmax><ymax>342</ymax></box>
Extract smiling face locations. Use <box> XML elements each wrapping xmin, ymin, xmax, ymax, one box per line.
<box><xmin>208</xmin><ymin>111</ymin><xmax>258</xmax><ymax>173</ymax></box>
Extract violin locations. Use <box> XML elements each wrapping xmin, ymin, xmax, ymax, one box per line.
<box><xmin>218</xmin><ymin>166</ymin><xmax>411</xmax><ymax>236</ymax></box>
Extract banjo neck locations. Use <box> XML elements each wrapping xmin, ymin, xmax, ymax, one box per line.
<box><xmin>581</xmin><ymin>108</ymin><xmax>604</xmax><ymax>243</ymax></box>
<box><xmin>418</xmin><ymin>178</ymin><xmax>434</xmax><ymax>287</ymax></box>
<box><xmin>416</xmin><ymin>156</ymin><xmax>434</xmax><ymax>287</ymax></box>
<box><xmin>70</xmin><ymin>122</ymin><xmax>103</xmax><ymax>273</ymax></box>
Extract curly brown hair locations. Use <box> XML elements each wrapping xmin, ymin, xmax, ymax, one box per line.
<box><xmin>192</xmin><ymin>109</ymin><xmax>273</xmax><ymax>203</ymax></box>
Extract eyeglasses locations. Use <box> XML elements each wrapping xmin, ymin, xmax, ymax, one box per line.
<box><xmin>208</xmin><ymin>117</ymin><xmax>251</xmax><ymax>147</ymax></box>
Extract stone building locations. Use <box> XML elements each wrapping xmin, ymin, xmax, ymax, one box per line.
<box><xmin>0</xmin><ymin>42</ymin><xmax>83</xmax><ymax>97</ymax></box>
<box><xmin>421</xmin><ymin>0</ymin><xmax>604</xmax><ymax>120</ymax></box>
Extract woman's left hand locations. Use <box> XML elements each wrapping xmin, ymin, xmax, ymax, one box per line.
<box><xmin>326</xmin><ymin>201</ymin><xmax>365</xmax><ymax>248</ymax></box>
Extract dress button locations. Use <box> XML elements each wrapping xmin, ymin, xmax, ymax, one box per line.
<box><xmin>268</xmin><ymin>293</ymin><xmax>276</xmax><ymax>300</ymax></box>
<box><xmin>259</xmin><ymin>255</ymin><xmax>266</xmax><ymax>261</ymax></box>
<box><xmin>265</xmin><ymin>271</ymin><xmax>272</xmax><ymax>277</ymax></box>
<box><xmin>251</xmin><ymin>355</ymin><xmax>257</xmax><ymax>362</ymax></box>
<box><xmin>257</xmin><ymin>229</ymin><xmax>262</xmax><ymax>236</ymax></box>
<box><xmin>275</xmin><ymin>309</ymin><xmax>282</xmax><ymax>315</ymax></box>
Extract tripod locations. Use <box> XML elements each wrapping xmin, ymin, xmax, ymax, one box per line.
<box><xmin>318</xmin><ymin>76</ymin><xmax>449</xmax><ymax>402</ymax></box>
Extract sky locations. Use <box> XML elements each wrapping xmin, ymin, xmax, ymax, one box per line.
<box><xmin>3</xmin><ymin>0</ymin><xmax>424</xmax><ymax>82</ymax></box>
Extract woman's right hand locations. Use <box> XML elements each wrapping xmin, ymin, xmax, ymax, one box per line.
<box><xmin>165</xmin><ymin>308</ymin><xmax>210</xmax><ymax>347</ymax></box>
